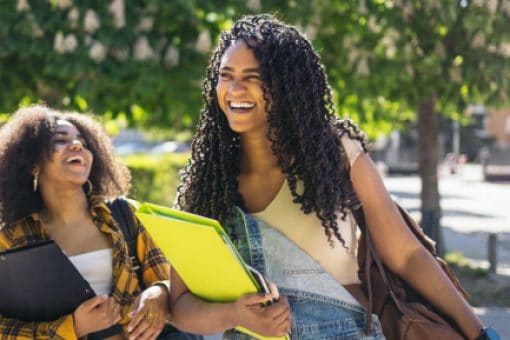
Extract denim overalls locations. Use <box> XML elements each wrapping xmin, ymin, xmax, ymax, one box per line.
<box><xmin>224</xmin><ymin>208</ymin><xmax>385</xmax><ymax>340</ymax></box>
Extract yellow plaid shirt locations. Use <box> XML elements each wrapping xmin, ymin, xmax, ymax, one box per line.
<box><xmin>0</xmin><ymin>199</ymin><xmax>171</xmax><ymax>340</ymax></box>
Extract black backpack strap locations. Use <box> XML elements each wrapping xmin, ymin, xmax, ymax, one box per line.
<box><xmin>88</xmin><ymin>198</ymin><xmax>141</xmax><ymax>340</ymax></box>
<box><xmin>107</xmin><ymin>198</ymin><xmax>146</xmax><ymax>289</ymax></box>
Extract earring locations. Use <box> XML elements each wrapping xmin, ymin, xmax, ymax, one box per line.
<box><xmin>33</xmin><ymin>169</ymin><xmax>40</xmax><ymax>192</ymax></box>
<box><xmin>84</xmin><ymin>179</ymin><xmax>93</xmax><ymax>195</ymax></box>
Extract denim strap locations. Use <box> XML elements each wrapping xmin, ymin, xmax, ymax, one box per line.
<box><xmin>231</xmin><ymin>206</ymin><xmax>266</xmax><ymax>276</ymax></box>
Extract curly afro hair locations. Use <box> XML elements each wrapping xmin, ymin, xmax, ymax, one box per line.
<box><xmin>0</xmin><ymin>105</ymin><xmax>131</xmax><ymax>227</ymax></box>
<box><xmin>177</xmin><ymin>14</ymin><xmax>369</xmax><ymax>246</ymax></box>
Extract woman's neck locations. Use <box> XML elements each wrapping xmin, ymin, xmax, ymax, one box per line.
<box><xmin>37</xmin><ymin>186</ymin><xmax>90</xmax><ymax>227</ymax></box>
<box><xmin>239</xmin><ymin>133</ymin><xmax>280</xmax><ymax>173</ymax></box>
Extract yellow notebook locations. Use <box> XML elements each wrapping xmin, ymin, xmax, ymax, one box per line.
<box><xmin>135</xmin><ymin>202</ymin><xmax>288</xmax><ymax>340</ymax></box>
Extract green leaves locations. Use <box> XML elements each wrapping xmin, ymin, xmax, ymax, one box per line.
<box><xmin>0</xmin><ymin>1</ymin><xmax>240</xmax><ymax>126</ymax></box>
<box><xmin>309</xmin><ymin>0</ymin><xmax>510</xmax><ymax>136</ymax></box>
<box><xmin>1</xmin><ymin>1</ymin><xmax>508</xmax><ymax>136</ymax></box>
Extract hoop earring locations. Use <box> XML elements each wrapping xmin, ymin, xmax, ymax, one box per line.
<box><xmin>84</xmin><ymin>179</ymin><xmax>93</xmax><ymax>195</ymax></box>
<box><xmin>33</xmin><ymin>169</ymin><xmax>40</xmax><ymax>192</ymax></box>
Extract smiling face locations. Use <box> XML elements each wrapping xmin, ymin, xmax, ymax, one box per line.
<box><xmin>37</xmin><ymin>119</ymin><xmax>93</xmax><ymax>190</ymax></box>
<box><xmin>216</xmin><ymin>40</ymin><xmax>270</xmax><ymax>136</ymax></box>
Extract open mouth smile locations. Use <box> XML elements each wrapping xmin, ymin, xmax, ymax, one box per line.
<box><xmin>65</xmin><ymin>155</ymin><xmax>85</xmax><ymax>166</ymax></box>
<box><xmin>228</xmin><ymin>101</ymin><xmax>255</xmax><ymax>113</ymax></box>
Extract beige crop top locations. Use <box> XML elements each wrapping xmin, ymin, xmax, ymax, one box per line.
<box><xmin>252</xmin><ymin>135</ymin><xmax>364</xmax><ymax>285</ymax></box>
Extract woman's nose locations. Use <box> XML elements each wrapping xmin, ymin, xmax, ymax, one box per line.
<box><xmin>229</xmin><ymin>79</ymin><xmax>245</xmax><ymax>94</ymax></box>
<box><xmin>69</xmin><ymin>139</ymin><xmax>83</xmax><ymax>150</ymax></box>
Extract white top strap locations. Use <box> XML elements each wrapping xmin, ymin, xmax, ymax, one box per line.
<box><xmin>69</xmin><ymin>248</ymin><xmax>113</xmax><ymax>296</ymax></box>
<box><xmin>341</xmin><ymin>135</ymin><xmax>364</xmax><ymax>167</ymax></box>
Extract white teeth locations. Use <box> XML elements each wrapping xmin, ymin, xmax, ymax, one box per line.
<box><xmin>230</xmin><ymin>101</ymin><xmax>255</xmax><ymax>109</ymax></box>
<box><xmin>66</xmin><ymin>156</ymin><xmax>84</xmax><ymax>164</ymax></box>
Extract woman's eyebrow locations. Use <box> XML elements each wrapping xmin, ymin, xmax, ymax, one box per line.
<box><xmin>53</xmin><ymin>131</ymin><xmax>83</xmax><ymax>137</ymax></box>
<box><xmin>242</xmin><ymin>68</ymin><xmax>260</xmax><ymax>74</ymax></box>
<box><xmin>219</xmin><ymin>66</ymin><xmax>260</xmax><ymax>74</ymax></box>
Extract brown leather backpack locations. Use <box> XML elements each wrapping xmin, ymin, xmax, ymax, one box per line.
<box><xmin>352</xmin><ymin>203</ymin><xmax>469</xmax><ymax>340</ymax></box>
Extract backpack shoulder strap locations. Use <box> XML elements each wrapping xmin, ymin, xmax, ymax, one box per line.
<box><xmin>107</xmin><ymin>197</ymin><xmax>146</xmax><ymax>289</ymax></box>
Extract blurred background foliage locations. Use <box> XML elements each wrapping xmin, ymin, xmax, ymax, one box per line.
<box><xmin>122</xmin><ymin>153</ymin><xmax>189</xmax><ymax>206</ymax></box>
<box><xmin>1</xmin><ymin>0</ymin><xmax>509</xmax><ymax>135</ymax></box>
<box><xmin>1</xmin><ymin>0</ymin><xmax>509</xmax><ymax>211</ymax></box>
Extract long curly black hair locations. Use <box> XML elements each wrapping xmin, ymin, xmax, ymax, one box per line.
<box><xmin>177</xmin><ymin>14</ymin><xmax>369</xmax><ymax>246</ymax></box>
<box><xmin>0</xmin><ymin>105</ymin><xmax>131</xmax><ymax>227</ymax></box>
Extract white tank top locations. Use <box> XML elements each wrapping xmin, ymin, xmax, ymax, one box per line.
<box><xmin>69</xmin><ymin>248</ymin><xmax>113</xmax><ymax>296</ymax></box>
<box><xmin>252</xmin><ymin>136</ymin><xmax>363</xmax><ymax>285</ymax></box>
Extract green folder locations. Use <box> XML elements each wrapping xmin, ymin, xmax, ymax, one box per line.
<box><xmin>135</xmin><ymin>202</ymin><xmax>288</xmax><ymax>340</ymax></box>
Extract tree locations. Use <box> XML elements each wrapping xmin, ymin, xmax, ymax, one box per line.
<box><xmin>298</xmin><ymin>0</ymin><xmax>510</xmax><ymax>252</ymax></box>
<box><xmin>0</xmin><ymin>0</ymin><xmax>255</xmax><ymax>127</ymax></box>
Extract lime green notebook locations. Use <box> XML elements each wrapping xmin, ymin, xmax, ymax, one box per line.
<box><xmin>135</xmin><ymin>202</ymin><xmax>288</xmax><ymax>340</ymax></box>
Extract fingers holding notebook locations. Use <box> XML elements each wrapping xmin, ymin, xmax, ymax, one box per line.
<box><xmin>127</xmin><ymin>285</ymin><xmax>169</xmax><ymax>340</ymax></box>
<box><xmin>73</xmin><ymin>296</ymin><xmax>121</xmax><ymax>338</ymax></box>
<box><xmin>233</xmin><ymin>293</ymin><xmax>291</xmax><ymax>338</ymax></box>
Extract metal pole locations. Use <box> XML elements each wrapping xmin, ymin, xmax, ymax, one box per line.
<box><xmin>488</xmin><ymin>233</ymin><xmax>498</xmax><ymax>274</ymax></box>
<box><xmin>453</xmin><ymin>120</ymin><xmax>460</xmax><ymax>155</ymax></box>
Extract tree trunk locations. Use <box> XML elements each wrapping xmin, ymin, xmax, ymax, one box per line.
<box><xmin>417</xmin><ymin>94</ymin><xmax>444</xmax><ymax>255</ymax></box>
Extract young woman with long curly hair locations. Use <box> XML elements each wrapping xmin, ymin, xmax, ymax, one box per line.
<box><xmin>170</xmin><ymin>14</ymin><xmax>494</xmax><ymax>340</ymax></box>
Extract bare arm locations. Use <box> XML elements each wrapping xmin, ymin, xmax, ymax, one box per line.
<box><xmin>169</xmin><ymin>267</ymin><xmax>291</xmax><ymax>336</ymax></box>
<box><xmin>350</xmin><ymin>153</ymin><xmax>483</xmax><ymax>339</ymax></box>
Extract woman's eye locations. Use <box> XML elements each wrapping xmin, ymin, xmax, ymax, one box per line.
<box><xmin>54</xmin><ymin>139</ymin><xmax>68</xmax><ymax>145</ymax></box>
<box><xmin>219</xmin><ymin>72</ymin><xmax>231</xmax><ymax>80</ymax></box>
<box><xmin>245</xmin><ymin>75</ymin><xmax>261</xmax><ymax>82</ymax></box>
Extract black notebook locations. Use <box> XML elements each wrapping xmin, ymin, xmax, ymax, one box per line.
<box><xmin>0</xmin><ymin>240</ymin><xmax>95</xmax><ymax>321</ymax></box>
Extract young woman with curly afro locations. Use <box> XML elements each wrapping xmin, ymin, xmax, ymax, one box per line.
<box><xmin>0</xmin><ymin>105</ymin><xmax>172</xmax><ymax>340</ymax></box>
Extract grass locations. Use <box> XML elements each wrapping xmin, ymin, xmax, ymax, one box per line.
<box><xmin>445</xmin><ymin>252</ymin><xmax>510</xmax><ymax>307</ymax></box>
<box><xmin>445</xmin><ymin>252</ymin><xmax>489</xmax><ymax>279</ymax></box>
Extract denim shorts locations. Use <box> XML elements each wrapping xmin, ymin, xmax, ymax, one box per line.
<box><xmin>224</xmin><ymin>289</ymin><xmax>384</xmax><ymax>340</ymax></box>
<box><xmin>226</xmin><ymin>208</ymin><xmax>385</xmax><ymax>339</ymax></box>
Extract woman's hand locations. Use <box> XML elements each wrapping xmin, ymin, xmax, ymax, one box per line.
<box><xmin>127</xmin><ymin>285</ymin><xmax>170</xmax><ymax>340</ymax></box>
<box><xmin>267</xmin><ymin>281</ymin><xmax>280</xmax><ymax>301</ymax></box>
<box><xmin>73</xmin><ymin>295</ymin><xmax>121</xmax><ymax>338</ymax></box>
<box><xmin>233</xmin><ymin>292</ymin><xmax>292</xmax><ymax>337</ymax></box>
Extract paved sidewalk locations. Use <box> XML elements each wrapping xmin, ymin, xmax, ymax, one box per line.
<box><xmin>474</xmin><ymin>307</ymin><xmax>510</xmax><ymax>339</ymax></box>
<box><xmin>445</xmin><ymin>228</ymin><xmax>510</xmax><ymax>338</ymax></box>
<box><xmin>444</xmin><ymin>227</ymin><xmax>510</xmax><ymax>275</ymax></box>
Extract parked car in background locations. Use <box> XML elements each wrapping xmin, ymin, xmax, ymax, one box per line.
<box><xmin>113</xmin><ymin>129</ymin><xmax>153</xmax><ymax>156</ymax></box>
<box><xmin>113</xmin><ymin>129</ymin><xmax>191</xmax><ymax>156</ymax></box>
<box><xmin>479</xmin><ymin>144</ymin><xmax>510</xmax><ymax>181</ymax></box>
<box><xmin>114</xmin><ymin>141</ymin><xmax>152</xmax><ymax>156</ymax></box>
<box><xmin>149</xmin><ymin>141</ymin><xmax>190</xmax><ymax>154</ymax></box>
